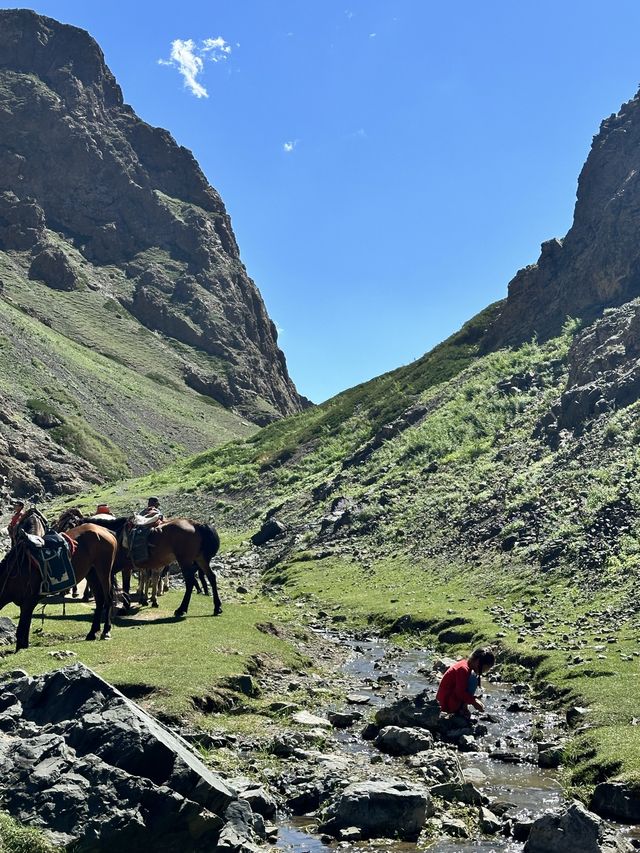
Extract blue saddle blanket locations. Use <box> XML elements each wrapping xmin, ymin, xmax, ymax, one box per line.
<box><xmin>28</xmin><ymin>532</ymin><xmax>76</xmax><ymax>595</ymax></box>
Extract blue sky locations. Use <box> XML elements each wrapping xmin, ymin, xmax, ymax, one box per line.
<box><xmin>4</xmin><ymin>1</ymin><xmax>640</xmax><ymax>401</ymax></box>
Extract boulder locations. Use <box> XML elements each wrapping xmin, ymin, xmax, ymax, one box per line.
<box><xmin>292</xmin><ymin>710</ymin><xmax>331</xmax><ymax>728</ymax></box>
<box><xmin>374</xmin><ymin>725</ymin><xmax>434</xmax><ymax>756</ymax></box>
<box><xmin>29</xmin><ymin>246</ymin><xmax>82</xmax><ymax>291</ymax></box>
<box><xmin>0</xmin><ymin>664</ymin><xmax>236</xmax><ymax>850</ymax></box>
<box><xmin>409</xmin><ymin>748</ymin><xmax>463</xmax><ymax>785</ymax></box>
<box><xmin>251</xmin><ymin>519</ymin><xmax>286</xmax><ymax>546</ymax></box>
<box><xmin>228</xmin><ymin>777</ymin><xmax>277</xmax><ymax>819</ymax></box>
<box><xmin>479</xmin><ymin>806</ymin><xmax>501</xmax><ymax>834</ymax></box>
<box><xmin>328</xmin><ymin>711</ymin><xmax>361</xmax><ymax>729</ymax></box>
<box><xmin>591</xmin><ymin>781</ymin><xmax>640</xmax><ymax>823</ymax></box>
<box><xmin>0</xmin><ymin>617</ymin><xmax>16</xmax><ymax>646</ymax></box>
<box><xmin>374</xmin><ymin>690</ymin><xmax>441</xmax><ymax>731</ymax></box>
<box><xmin>524</xmin><ymin>802</ymin><xmax>634</xmax><ymax>853</ymax></box>
<box><xmin>429</xmin><ymin>782</ymin><xmax>484</xmax><ymax>806</ymax></box>
<box><xmin>320</xmin><ymin>779</ymin><xmax>433</xmax><ymax>841</ymax></box>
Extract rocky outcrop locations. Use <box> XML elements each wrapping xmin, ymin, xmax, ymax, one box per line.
<box><xmin>537</xmin><ymin>299</ymin><xmax>640</xmax><ymax>439</ymax></box>
<box><xmin>524</xmin><ymin>802</ymin><xmax>633</xmax><ymax>853</ymax></box>
<box><xmin>0</xmin><ymin>663</ymin><xmax>267</xmax><ymax>851</ymax></box>
<box><xmin>484</xmin><ymin>87</ymin><xmax>640</xmax><ymax>350</ymax></box>
<box><xmin>0</xmin><ymin>9</ymin><xmax>307</xmax><ymax>423</ymax></box>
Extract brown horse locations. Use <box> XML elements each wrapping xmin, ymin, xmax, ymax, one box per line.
<box><xmin>56</xmin><ymin>510</ymin><xmax>222</xmax><ymax>618</ymax></box>
<box><xmin>0</xmin><ymin>523</ymin><xmax>117</xmax><ymax>652</ymax></box>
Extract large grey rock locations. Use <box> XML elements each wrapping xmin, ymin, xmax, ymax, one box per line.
<box><xmin>524</xmin><ymin>802</ymin><xmax>634</xmax><ymax>853</ymax></box>
<box><xmin>374</xmin><ymin>690</ymin><xmax>441</xmax><ymax>731</ymax></box>
<box><xmin>591</xmin><ymin>781</ymin><xmax>640</xmax><ymax>823</ymax></box>
<box><xmin>320</xmin><ymin>779</ymin><xmax>433</xmax><ymax>841</ymax></box>
<box><xmin>0</xmin><ymin>664</ymin><xmax>236</xmax><ymax>850</ymax></box>
<box><xmin>374</xmin><ymin>725</ymin><xmax>434</xmax><ymax>756</ymax></box>
<box><xmin>251</xmin><ymin>519</ymin><xmax>286</xmax><ymax>546</ymax></box>
<box><xmin>408</xmin><ymin>747</ymin><xmax>463</xmax><ymax>785</ymax></box>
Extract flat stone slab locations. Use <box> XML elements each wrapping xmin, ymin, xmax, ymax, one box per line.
<box><xmin>292</xmin><ymin>710</ymin><xmax>331</xmax><ymax>728</ymax></box>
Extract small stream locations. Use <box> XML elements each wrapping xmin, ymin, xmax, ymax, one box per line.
<box><xmin>275</xmin><ymin>631</ymin><xmax>634</xmax><ymax>852</ymax></box>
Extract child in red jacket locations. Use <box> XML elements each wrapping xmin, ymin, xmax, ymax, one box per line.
<box><xmin>436</xmin><ymin>647</ymin><xmax>495</xmax><ymax>717</ymax></box>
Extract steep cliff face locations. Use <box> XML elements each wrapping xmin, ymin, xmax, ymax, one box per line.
<box><xmin>484</xmin><ymin>89</ymin><xmax>640</xmax><ymax>349</ymax></box>
<box><xmin>0</xmin><ymin>9</ymin><xmax>307</xmax><ymax>426</ymax></box>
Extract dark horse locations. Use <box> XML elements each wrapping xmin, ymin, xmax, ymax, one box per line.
<box><xmin>0</xmin><ymin>523</ymin><xmax>117</xmax><ymax>651</ymax></box>
<box><xmin>56</xmin><ymin>510</ymin><xmax>222</xmax><ymax>618</ymax></box>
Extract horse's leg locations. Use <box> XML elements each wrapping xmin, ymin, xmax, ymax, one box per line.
<box><xmin>193</xmin><ymin>573</ymin><xmax>203</xmax><ymax>594</ymax></box>
<box><xmin>198</xmin><ymin>567</ymin><xmax>210</xmax><ymax>596</ymax></box>
<box><xmin>72</xmin><ymin>585</ymin><xmax>79</xmax><ymax>598</ymax></box>
<box><xmin>86</xmin><ymin>569</ymin><xmax>103</xmax><ymax>640</ymax></box>
<box><xmin>150</xmin><ymin>571</ymin><xmax>159</xmax><ymax>608</ymax></box>
<box><xmin>100</xmin><ymin>576</ymin><xmax>114</xmax><ymax>641</ymax></box>
<box><xmin>122</xmin><ymin>564</ymin><xmax>131</xmax><ymax>596</ymax></box>
<box><xmin>15</xmin><ymin>598</ymin><xmax>37</xmax><ymax>652</ymax></box>
<box><xmin>204</xmin><ymin>565</ymin><xmax>222</xmax><ymax>616</ymax></box>
<box><xmin>174</xmin><ymin>563</ymin><xmax>196</xmax><ymax>618</ymax></box>
<box><xmin>139</xmin><ymin>569</ymin><xmax>148</xmax><ymax>606</ymax></box>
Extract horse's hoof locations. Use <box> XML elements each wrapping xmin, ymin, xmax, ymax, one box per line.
<box><xmin>213</xmin><ymin>608</ymin><xmax>223</xmax><ymax>616</ymax></box>
<box><xmin>140</xmin><ymin>598</ymin><xmax>148</xmax><ymax>607</ymax></box>
<box><xmin>174</xmin><ymin>609</ymin><xmax>187</xmax><ymax>619</ymax></box>
<box><xmin>85</xmin><ymin>633</ymin><xmax>97</xmax><ymax>641</ymax></box>
<box><xmin>72</xmin><ymin>592</ymin><xmax>79</xmax><ymax>599</ymax></box>
<box><xmin>100</xmin><ymin>632</ymin><xmax>112</xmax><ymax>641</ymax></box>
<box><xmin>151</xmin><ymin>601</ymin><xmax>159</xmax><ymax>609</ymax></box>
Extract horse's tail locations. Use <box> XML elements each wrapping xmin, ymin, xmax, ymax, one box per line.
<box><xmin>197</xmin><ymin>523</ymin><xmax>220</xmax><ymax>566</ymax></box>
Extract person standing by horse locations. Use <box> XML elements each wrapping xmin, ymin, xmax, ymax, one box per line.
<box><xmin>139</xmin><ymin>497</ymin><xmax>163</xmax><ymax>522</ymax></box>
<box><xmin>7</xmin><ymin>499</ymin><xmax>25</xmax><ymax>543</ymax></box>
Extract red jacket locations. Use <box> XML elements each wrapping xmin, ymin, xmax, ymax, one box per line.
<box><xmin>436</xmin><ymin>659</ymin><xmax>476</xmax><ymax>713</ymax></box>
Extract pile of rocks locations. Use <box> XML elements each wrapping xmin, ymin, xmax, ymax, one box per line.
<box><xmin>0</xmin><ymin>664</ymin><xmax>268</xmax><ymax>851</ymax></box>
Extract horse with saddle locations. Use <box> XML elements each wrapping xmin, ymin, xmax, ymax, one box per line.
<box><xmin>0</xmin><ymin>506</ymin><xmax>117</xmax><ymax>651</ymax></box>
<box><xmin>55</xmin><ymin>505</ymin><xmax>222</xmax><ymax>617</ymax></box>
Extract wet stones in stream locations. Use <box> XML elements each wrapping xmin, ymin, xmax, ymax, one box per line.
<box><xmin>319</xmin><ymin>779</ymin><xmax>434</xmax><ymax>841</ymax></box>
<box><xmin>524</xmin><ymin>801</ymin><xmax>634</xmax><ymax>853</ymax></box>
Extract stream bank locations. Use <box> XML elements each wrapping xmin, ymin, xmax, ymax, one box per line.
<box><xmin>245</xmin><ymin>622</ymin><xmax>639</xmax><ymax>852</ymax></box>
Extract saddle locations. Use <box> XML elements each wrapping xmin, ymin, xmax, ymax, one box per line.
<box><xmin>23</xmin><ymin>530</ymin><xmax>77</xmax><ymax>595</ymax></box>
<box><xmin>122</xmin><ymin>516</ymin><xmax>160</xmax><ymax>564</ymax></box>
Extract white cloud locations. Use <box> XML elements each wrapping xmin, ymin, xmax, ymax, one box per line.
<box><xmin>369</xmin><ymin>32</ymin><xmax>377</xmax><ymax>38</ymax></box>
<box><xmin>159</xmin><ymin>36</ymin><xmax>232</xmax><ymax>99</ymax></box>
<box><xmin>202</xmin><ymin>36</ymin><xmax>232</xmax><ymax>61</ymax></box>
<box><xmin>283</xmin><ymin>140</ymin><xmax>298</xmax><ymax>153</ymax></box>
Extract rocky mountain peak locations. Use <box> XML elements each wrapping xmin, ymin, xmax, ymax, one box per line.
<box><xmin>483</xmin><ymin>86</ymin><xmax>640</xmax><ymax>350</ymax></box>
<box><xmin>0</xmin><ymin>8</ymin><xmax>307</xmax><ymax>424</ymax></box>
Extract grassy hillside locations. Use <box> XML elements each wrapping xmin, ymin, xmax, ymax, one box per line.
<box><xmin>53</xmin><ymin>306</ymin><xmax>640</xmax><ymax>798</ymax></box>
<box><xmin>0</xmin><ymin>248</ymin><xmax>255</xmax><ymax>486</ymax></box>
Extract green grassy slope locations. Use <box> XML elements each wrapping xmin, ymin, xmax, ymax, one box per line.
<box><xmin>61</xmin><ymin>300</ymin><xmax>502</xmax><ymax>509</ymax></box>
<box><xmin>0</xmin><ymin>249</ymin><xmax>255</xmax><ymax>482</ymax></box>
<box><xmin>61</xmin><ymin>312</ymin><xmax>640</xmax><ymax>795</ymax></box>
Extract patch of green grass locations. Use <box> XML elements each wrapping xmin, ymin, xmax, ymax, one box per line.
<box><xmin>0</xmin><ymin>592</ymin><xmax>304</xmax><ymax>723</ymax></box>
<box><xmin>0</xmin><ymin>813</ymin><xmax>58</xmax><ymax>852</ymax></box>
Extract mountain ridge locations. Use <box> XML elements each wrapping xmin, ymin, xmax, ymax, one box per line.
<box><xmin>0</xmin><ymin>8</ymin><xmax>309</xmax><ymax>500</ymax></box>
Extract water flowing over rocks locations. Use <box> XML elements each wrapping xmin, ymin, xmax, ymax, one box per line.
<box><xmin>0</xmin><ymin>663</ymin><xmax>266</xmax><ymax>851</ymax></box>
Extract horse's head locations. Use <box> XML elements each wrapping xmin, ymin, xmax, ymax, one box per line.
<box><xmin>55</xmin><ymin>507</ymin><xmax>85</xmax><ymax>532</ymax></box>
